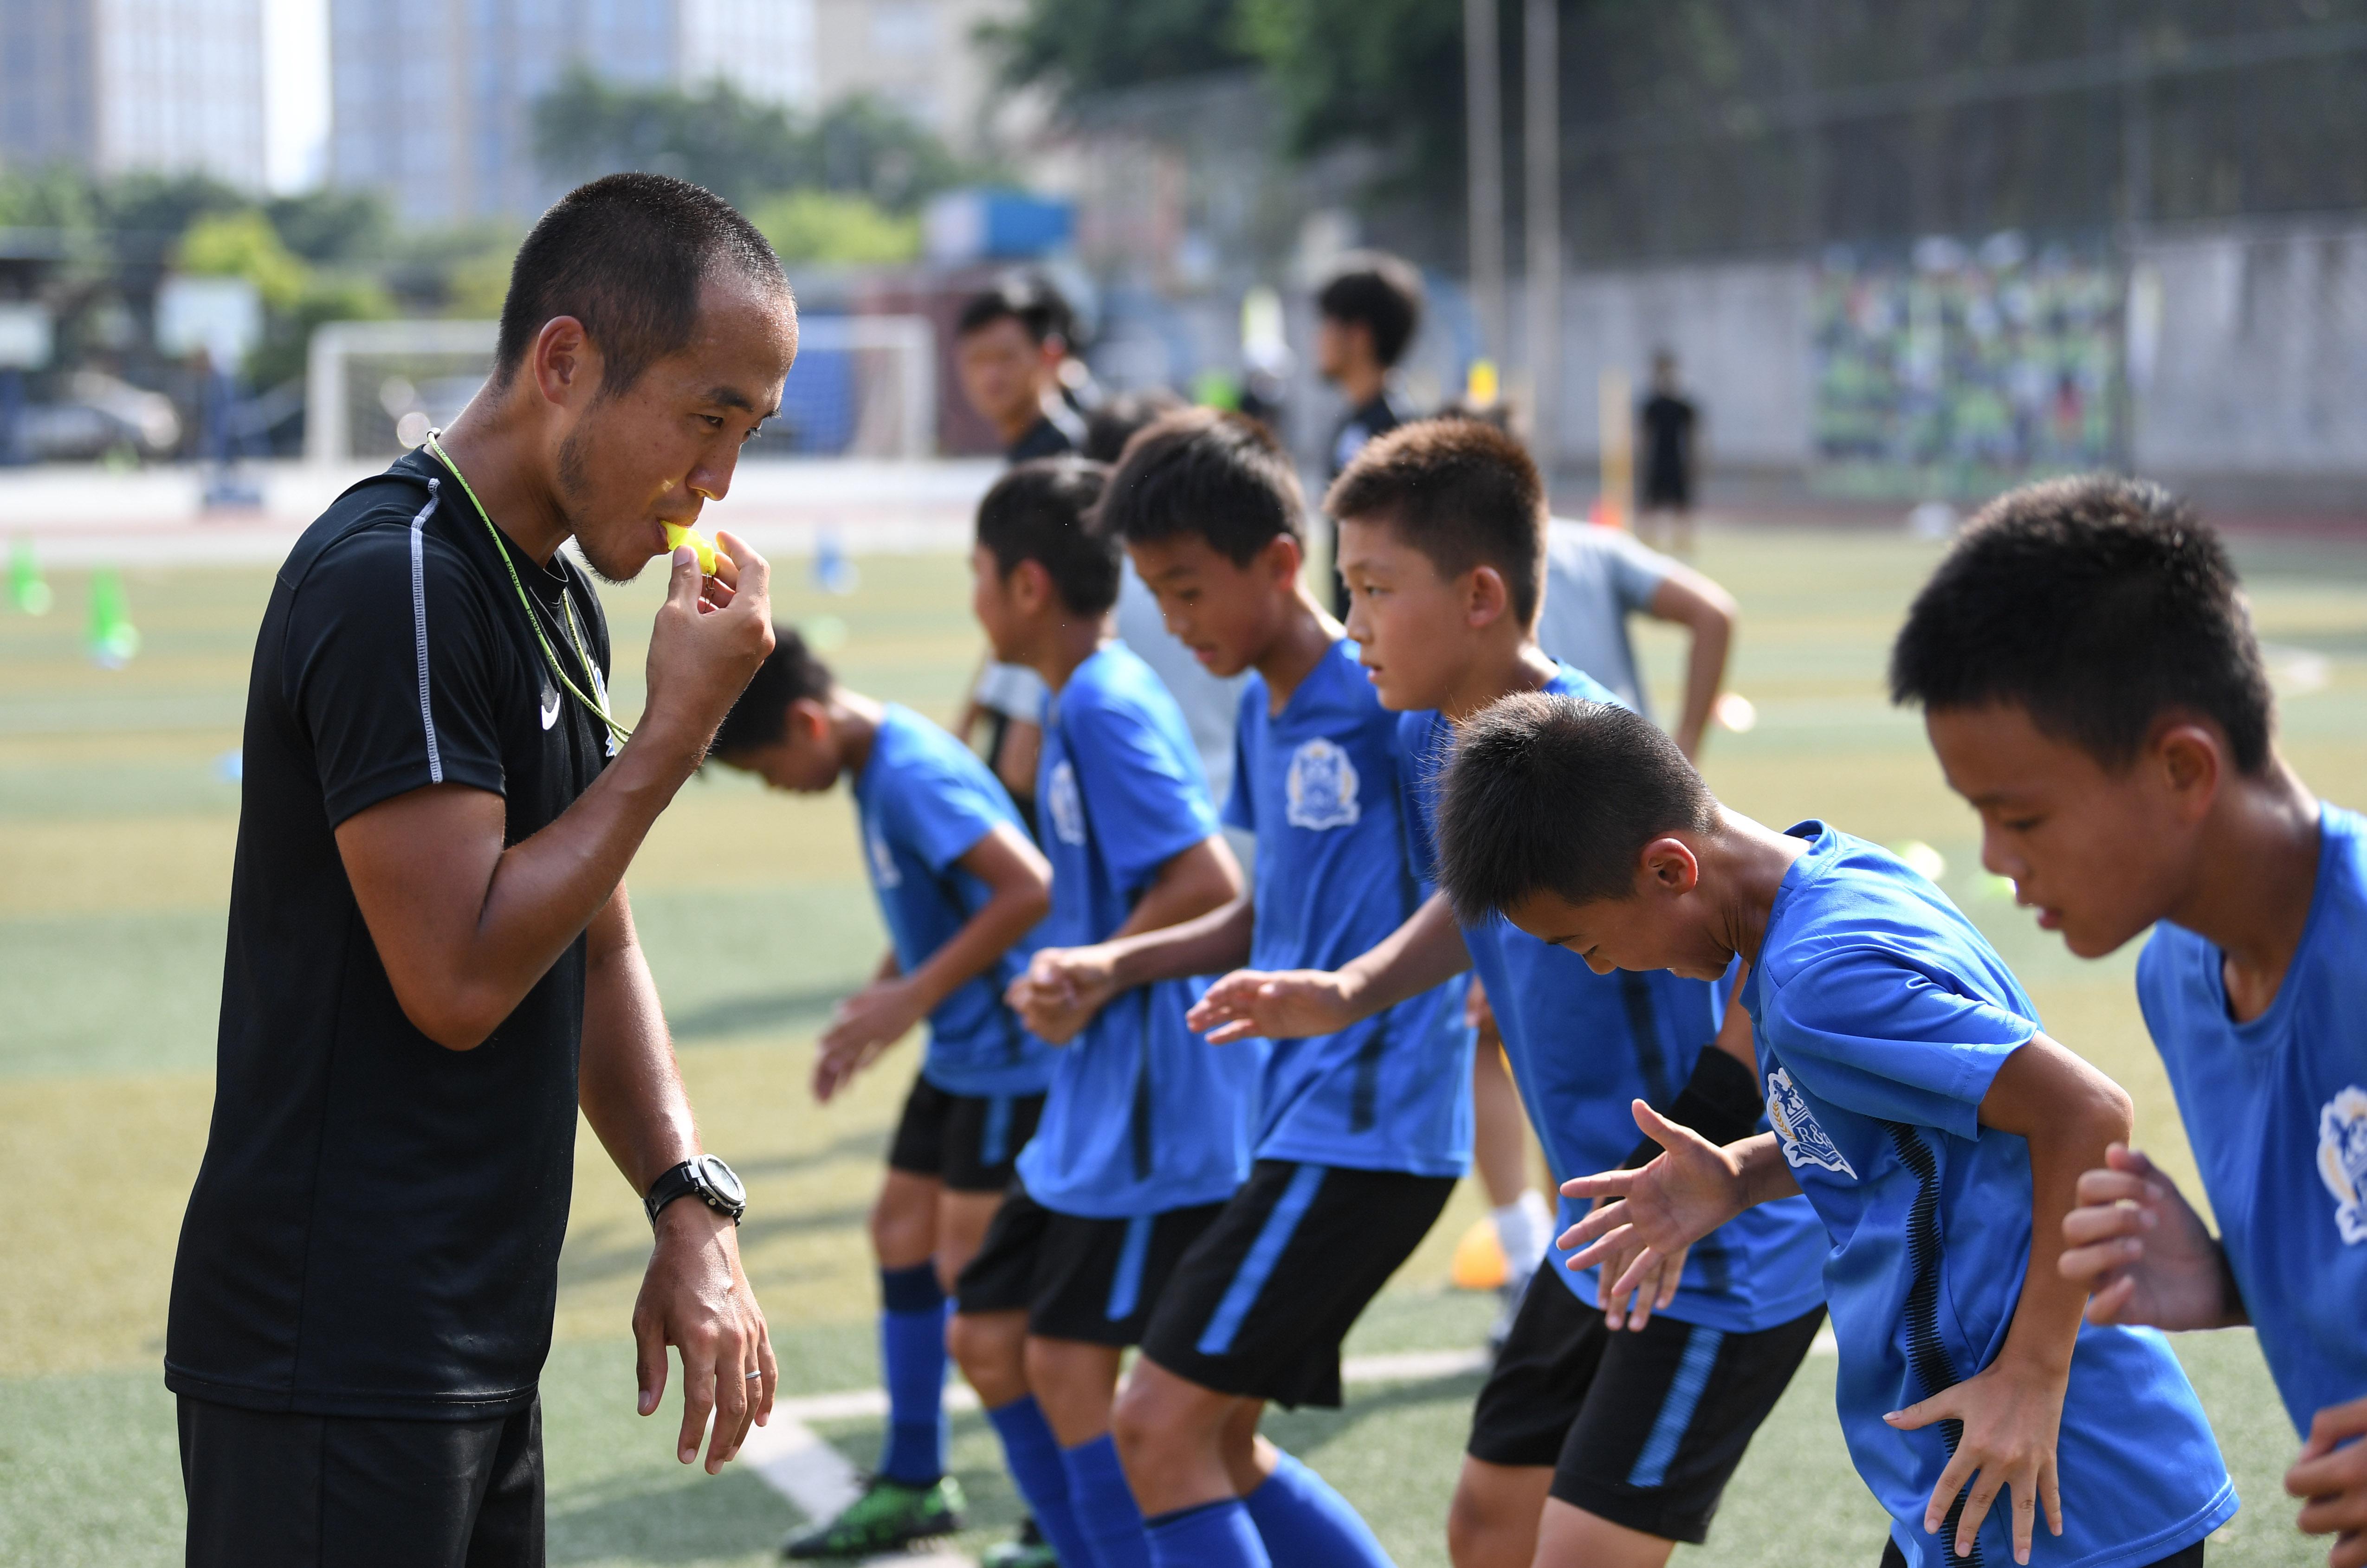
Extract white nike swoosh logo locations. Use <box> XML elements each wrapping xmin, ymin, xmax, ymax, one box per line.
<box><xmin>540</xmin><ymin>687</ymin><xmax>560</xmax><ymax>729</ymax></box>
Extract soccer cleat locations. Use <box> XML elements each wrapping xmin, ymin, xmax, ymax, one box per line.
<box><xmin>979</xmin><ymin>1516</ymin><xmax>1059</xmax><ymax>1568</ymax></box>
<box><xmin>781</xmin><ymin>1474</ymin><xmax>965</xmax><ymax>1559</ymax></box>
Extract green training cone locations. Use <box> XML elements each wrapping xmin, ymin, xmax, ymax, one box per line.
<box><xmin>9</xmin><ymin>537</ymin><xmax>52</xmax><ymax>616</ymax></box>
<box><xmin>87</xmin><ymin>565</ymin><xmax>141</xmax><ymax>668</ymax></box>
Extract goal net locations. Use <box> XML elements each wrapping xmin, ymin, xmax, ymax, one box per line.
<box><xmin>305</xmin><ymin>314</ymin><xmax>938</xmax><ymax>463</ymax></box>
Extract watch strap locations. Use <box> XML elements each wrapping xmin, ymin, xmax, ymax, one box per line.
<box><xmin>644</xmin><ymin>1161</ymin><xmax>705</xmax><ymax>1228</ymax></box>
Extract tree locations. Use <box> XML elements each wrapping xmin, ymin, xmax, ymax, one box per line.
<box><xmin>977</xmin><ymin>0</ymin><xmax>1256</xmax><ymax>103</ymax></box>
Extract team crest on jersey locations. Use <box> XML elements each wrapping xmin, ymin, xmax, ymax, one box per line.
<box><xmin>1285</xmin><ymin>737</ymin><xmax>1361</xmax><ymax>830</ymax></box>
<box><xmin>2316</xmin><ymin>1085</ymin><xmax>2367</xmax><ymax>1244</ymax></box>
<box><xmin>867</xmin><ymin>828</ymin><xmax>902</xmax><ymax>889</ymax></box>
<box><xmin>1047</xmin><ymin>761</ymin><xmax>1087</xmax><ymax>846</ymax></box>
<box><xmin>1767</xmin><ymin>1065</ymin><xmax>1856</xmax><ymax>1179</ymax></box>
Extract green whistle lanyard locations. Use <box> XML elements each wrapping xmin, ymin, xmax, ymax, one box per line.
<box><xmin>422</xmin><ymin>431</ymin><xmax>631</xmax><ymax>749</ymax></box>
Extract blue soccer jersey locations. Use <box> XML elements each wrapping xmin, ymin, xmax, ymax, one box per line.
<box><xmin>2138</xmin><ymin>801</ymin><xmax>2367</xmax><ymax>1434</ymax></box>
<box><xmin>849</xmin><ymin>704</ymin><xmax>1054</xmax><ymax>1098</ymax></box>
<box><xmin>1403</xmin><ymin>663</ymin><xmax>1827</xmax><ymax>1333</ymax></box>
<box><xmin>1751</xmin><ymin>823</ymin><xmax>2236</xmax><ymax>1568</ymax></box>
<box><xmin>1015</xmin><ymin>645</ymin><xmax>1263</xmax><ymax>1219</ymax></box>
<box><xmin>1226</xmin><ymin>639</ymin><xmax>1474</xmax><ymax>1176</ymax></box>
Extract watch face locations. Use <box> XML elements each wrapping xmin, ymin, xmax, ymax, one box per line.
<box><xmin>698</xmin><ymin>1155</ymin><xmax>746</xmax><ymax>1209</ymax></box>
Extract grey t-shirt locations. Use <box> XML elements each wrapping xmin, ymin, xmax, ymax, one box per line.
<box><xmin>1531</xmin><ymin>518</ymin><xmax>1675</xmax><ymax>718</ymax></box>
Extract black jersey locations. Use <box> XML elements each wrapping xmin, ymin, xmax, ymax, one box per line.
<box><xmin>167</xmin><ymin>447</ymin><xmax>613</xmax><ymax>1420</ymax></box>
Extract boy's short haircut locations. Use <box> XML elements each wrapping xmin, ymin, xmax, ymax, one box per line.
<box><xmin>1082</xmin><ymin>387</ymin><xmax>1188</xmax><ymax>463</ymax></box>
<box><xmin>956</xmin><ymin>275</ymin><xmax>1070</xmax><ymax>346</ymax></box>
<box><xmin>1317</xmin><ymin>252</ymin><xmax>1424</xmax><ymax>368</ymax></box>
<box><xmin>1094</xmin><ymin>407</ymin><xmax>1305</xmax><ymax>567</ymax></box>
<box><xmin>1325</xmin><ymin>417</ymin><xmax>1546</xmax><ymax>626</ymax></box>
<box><xmin>1889</xmin><ymin>474</ymin><xmax>2275</xmax><ymax>774</ymax></box>
<box><xmin>711</xmin><ymin>625</ymin><xmax>834</xmax><ymax>755</ymax></box>
<box><xmin>1435</xmin><ymin>692</ymin><xmax>1719</xmax><ymax>925</ymax></box>
<box><xmin>977</xmin><ymin>457</ymin><xmax>1119</xmax><ymax>617</ymax></box>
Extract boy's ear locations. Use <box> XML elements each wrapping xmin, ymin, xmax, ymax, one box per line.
<box><xmin>1262</xmin><ymin>531</ymin><xmax>1304</xmax><ymax>587</ymax></box>
<box><xmin>1466</xmin><ymin>564</ymin><xmax>1512</xmax><ymax>629</ymax></box>
<box><xmin>788</xmin><ymin>697</ymin><xmax>831</xmax><ymax>745</ymax></box>
<box><xmin>2153</xmin><ymin>720</ymin><xmax>2226</xmax><ymax>823</ymax></box>
<box><xmin>1006</xmin><ymin>558</ymin><xmax>1054</xmax><ymax>617</ymax></box>
<box><xmin>1639</xmin><ymin>836</ymin><xmax>1702</xmax><ymax>897</ymax></box>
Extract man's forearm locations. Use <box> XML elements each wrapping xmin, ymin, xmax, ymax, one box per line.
<box><xmin>1107</xmin><ymin>896</ymin><xmax>1257</xmax><ymax>990</ymax></box>
<box><xmin>1334</xmin><ymin>893</ymin><xmax>1472</xmax><ymax>1025</ymax></box>
<box><xmin>579</xmin><ymin>889</ymin><xmax>698</xmax><ymax>1192</ymax></box>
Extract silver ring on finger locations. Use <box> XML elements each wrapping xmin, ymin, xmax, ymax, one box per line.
<box><xmin>745</xmin><ymin>1370</ymin><xmax>763</xmax><ymax>1380</ymax></box>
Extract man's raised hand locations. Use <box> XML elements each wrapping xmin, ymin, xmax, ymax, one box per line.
<box><xmin>2059</xmin><ymin>1144</ymin><xmax>2240</xmax><ymax>1330</ymax></box>
<box><xmin>640</xmin><ymin>529</ymin><xmax>772</xmax><ymax>760</ymax></box>
<box><xmin>1184</xmin><ymin>968</ymin><xmax>1354</xmax><ymax>1044</ymax></box>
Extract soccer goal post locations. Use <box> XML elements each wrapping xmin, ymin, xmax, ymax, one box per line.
<box><xmin>305</xmin><ymin>314</ymin><xmax>938</xmax><ymax>464</ymax></box>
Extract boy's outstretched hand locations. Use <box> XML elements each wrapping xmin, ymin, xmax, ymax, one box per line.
<box><xmin>813</xmin><ymin>977</ymin><xmax>924</xmax><ymax>1102</ymax></box>
<box><xmin>2058</xmin><ymin>1144</ymin><xmax>2243</xmax><ymax>1329</ymax></box>
<box><xmin>2288</xmin><ymin>1394</ymin><xmax>2367</xmax><ymax>1568</ymax></box>
<box><xmin>1884</xmin><ymin>1358</ymin><xmax>2067</xmax><ymax>1565</ymax></box>
<box><xmin>1559</xmin><ymin>1101</ymin><xmax>1754</xmax><ymax>1305</ymax></box>
<box><xmin>1185</xmin><ymin>968</ymin><xmax>1354</xmax><ymax>1044</ymax></box>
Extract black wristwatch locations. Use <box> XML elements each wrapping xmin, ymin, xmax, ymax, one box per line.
<box><xmin>644</xmin><ymin>1155</ymin><xmax>747</xmax><ymax>1229</ymax></box>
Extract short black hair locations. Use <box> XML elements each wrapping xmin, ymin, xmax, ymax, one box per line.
<box><xmin>1435</xmin><ymin>693</ymin><xmax>1720</xmax><ymax>925</ymax></box>
<box><xmin>1095</xmin><ymin>407</ymin><xmax>1304</xmax><ymax>568</ymax></box>
<box><xmin>1082</xmin><ymin>386</ymin><xmax>1187</xmax><ymax>463</ymax></box>
<box><xmin>1889</xmin><ymin>474</ymin><xmax>2274</xmax><ymax>774</ymax></box>
<box><xmin>495</xmin><ymin>172</ymin><xmax>789</xmax><ymax>396</ymax></box>
<box><xmin>711</xmin><ymin>626</ymin><xmax>834</xmax><ymax>756</ymax></box>
<box><xmin>976</xmin><ymin>457</ymin><xmax>1119</xmax><ymax>616</ymax></box>
<box><xmin>1326</xmin><ymin>417</ymin><xmax>1546</xmax><ymax>626</ymax></box>
<box><xmin>1317</xmin><ymin>252</ymin><xmax>1424</xmax><ymax>368</ymax></box>
<box><xmin>957</xmin><ymin>274</ymin><xmax>1072</xmax><ymax>346</ymax></box>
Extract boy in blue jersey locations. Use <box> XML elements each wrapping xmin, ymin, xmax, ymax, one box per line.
<box><xmin>1189</xmin><ymin>419</ymin><xmax>1828</xmax><ymax>1568</ymax></box>
<box><xmin>1008</xmin><ymin>409</ymin><xmax>1473</xmax><ymax>1568</ymax></box>
<box><xmin>1891</xmin><ymin>476</ymin><xmax>2367</xmax><ymax>1568</ymax></box>
<box><xmin>709</xmin><ymin>628</ymin><xmax>1055</xmax><ymax>1558</ymax></box>
<box><xmin>947</xmin><ymin>457</ymin><xmax>1255</xmax><ymax>1568</ymax></box>
<box><xmin>1436</xmin><ymin>693</ymin><xmax>2238</xmax><ymax>1568</ymax></box>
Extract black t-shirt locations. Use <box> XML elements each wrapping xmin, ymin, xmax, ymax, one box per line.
<box><xmin>1641</xmin><ymin>392</ymin><xmax>1696</xmax><ymax>490</ymax></box>
<box><xmin>1326</xmin><ymin>391</ymin><xmax>1404</xmax><ymax>481</ymax></box>
<box><xmin>1007</xmin><ymin>409</ymin><xmax>1081</xmax><ymax>463</ymax></box>
<box><xmin>166</xmin><ymin>447</ymin><xmax>614</xmax><ymax>1420</ymax></box>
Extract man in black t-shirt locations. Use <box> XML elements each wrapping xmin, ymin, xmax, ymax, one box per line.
<box><xmin>1314</xmin><ymin>251</ymin><xmax>1423</xmax><ymax>615</ymax></box>
<box><xmin>955</xmin><ymin>277</ymin><xmax>1087</xmax><ymax>463</ymax></box>
<box><xmin>1637</xmin><ymin>348</ymin><xmax>1700</xmax><ymax>555</ymax></box>
<box><xmin>167</xmin><ymin>174</ymin><xmax>794</xmax><ymax>1568</ymax></box>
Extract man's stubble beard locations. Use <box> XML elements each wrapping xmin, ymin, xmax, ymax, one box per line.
<box><xmin>554</xmin><ymin>422</ymin><xmax>640</xmax><ymax>587</ymax></box>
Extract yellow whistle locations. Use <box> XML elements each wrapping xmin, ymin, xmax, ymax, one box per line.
<box><xmin>662</xmin><ymin>522</ymin><xmax>728</xmax><ymax>576</ymax></box>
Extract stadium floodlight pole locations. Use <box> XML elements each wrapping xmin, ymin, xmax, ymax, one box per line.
<box><xmin>1466</xmin><ymin>0</ymin><xmax>1508</xmax><ymax>364</ymax></box>
<box><xmin>1524</xmin><ymin>0</ymin><xmax>1562</xmax><ymax>483</ymax></box>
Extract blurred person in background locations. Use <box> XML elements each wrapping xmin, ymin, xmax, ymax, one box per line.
<box><xmin>1636</xmin><ymin>350</ymin><xmax>1700</xmax><ymax>556</ymax></box>
<box><xmin>953</xmin><ymin>278</ymin><xmax>1090</xmax><ymax>837</ymax></box>
<box><xmin>1316</xmin><ymin>252</ymin><xmax>1425</xmax><ymax>617</ymax></box>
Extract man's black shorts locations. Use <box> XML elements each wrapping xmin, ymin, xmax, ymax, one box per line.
<box><xmin>1139</xmin><ymin>1159</ymin><xmax>1457</xmax><ymax>1409</ymax></box>
<box><xmin>886</xmin><ymin>1076</ymin><xmax>1045</xmax><ymax>1194</ymax></box>
<box><xmin>954</xmin><ymin>1184</ymin><xmax>1224</xmax><ymax>1346</ymax></box>
<box><xmin>1467</xmin><ymin>1264</ymin><xmax>1826</xmax><ymax>1545</ymax></box>
<box><xmin>180</xmin><ymin>1394</ymin><xmax>543</xmax><ymax>1568</ymax></box>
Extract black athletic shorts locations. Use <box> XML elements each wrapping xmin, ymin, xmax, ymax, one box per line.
<box><xmin>954</xmin><ymin>1183</ymin><xmax>1224</xmax><ymax>1346</ymax></box>
<box><xmin>179</xmin><ymin>1394</ymin><xmax>543</xmax><ymax>1568</ymax></box>
<box><xmin>886</xmin><ymin>1075</ymin><xmax>1045</xmax><ymax>1194</ymax></box>
<box><xmin>1467</xmin><ymin>1263</ymin><xmax>1825</xmax><ymax>1544</ymax></box>
<box><xmin>1879</xmin><ymin>1537</ymin><xmax>2202</xmax><ymax>1568</ymax></box>
<box><xmin>1140</xmin><ymin>1159</ymin><xmax>1457</xmax><ymax>1409</ymax></box>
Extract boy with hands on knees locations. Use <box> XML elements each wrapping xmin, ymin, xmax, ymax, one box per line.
<box><xmin>1891</xmin><ymin>476</ymin><xmax>2367</xmax><ymax>1568</ymax></box>
<box><xmin>709</xmin><ymin>630</ymin><xmax>1056</xmax><ymax>1558</ymax></box>
<box><xmin>1436</xmin><ymin>692</ymin><xmax>2236</xmax><ymax>1568</ymax></box>
<box><xmin>1015</xmin><ymin>409</ymin><xmax>1471</xmax><ymax>1568</ymax></box>
<box><xmin>949</xmin><ymin>457</ymin><xmax>1257</xmax><ymax>1568</ymax></box>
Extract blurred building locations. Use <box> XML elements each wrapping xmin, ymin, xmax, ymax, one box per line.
<box><xmin>0</xmin><ymin>0</ymin><xmax>267</xmax><ymax>188</ymax></box>
<box><xmin>813</xmin><ymin>0</ymin><xmax>1018</xmax><ymax>149</ymax></box>
<box><xmin>329</xmin><ymin>0</ymin><xmax>818</xmax><ymax>225</ymax></box>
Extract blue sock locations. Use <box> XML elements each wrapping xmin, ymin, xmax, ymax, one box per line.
<box><xmin>984</xmin><ymin>1397</ymin><xmax>1096</xmax><ymax>1568</ymax></box>
<box><xmin>1062</xmin><ymin>1433</ymin><xmax>1151</xmax><ymax>1568</ymax></box>
<box><xmin>876</xmin><ymin>1265</ymin><xmax>948</xmax><ymax>1484</ymax></box>
<box><xmin>1147</xmin><ymin>1498</ymin><xmax>1271</xmax><ymax>1568</ymax></box>
<box><xmin>1243</xmin><ymin>1450</ymin><xmax>1394</xmax><ymax>1567</ymax></box>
